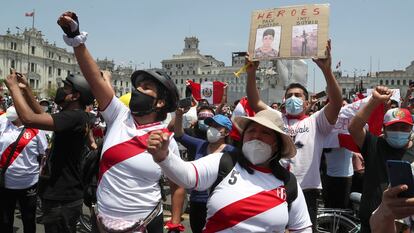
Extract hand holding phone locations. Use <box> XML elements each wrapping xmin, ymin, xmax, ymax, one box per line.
<box><xmin>387</xmin><ymin>160</ymin><xmax>414</xmax><ymax>198</ymax></box>
<box><xmin>314</xmin><ymin>91</ymin><xmax>327</xmax><ymax>99</ymax></box>
<box><xmin>178</xmin><ymin>97</ymin><xmax>192</xmax><ymax>109</ymax></box>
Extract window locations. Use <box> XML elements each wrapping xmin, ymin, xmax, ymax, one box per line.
<box><xmin>11</xmin><ymin>60</ymin><xmax>15</xmax><ymax>69</ymax></box>
<box><xmin>187</xmin><ymin>71</ymin><xmax>189</xmax><ymax>75</ymax></box>
<box><xmin>67</xmin><ymin>70</ymin><xmax>70</xmax><ymax>76</ymax></box>
<box><xmin>48</xmin><ymin>81</ymin><xmax>52</xmax><ymax>89</ymax></box>
<box><xmin>48</xmin><ymin>66</ymin><xmax>52</xmax><ymax>75</ymax></box>
<box><xmin>403</xmin><ymin>80</ymin><xmax>406</xmax><ymax>85</ymax></box>
<box><xmin>114</xmin><ymin>80</ymin><xmax>118</xmax><ymax>86</ymax></box>
<box><xmin>59</xmin><ymin>56</ymin><xmax>61</xmax><ymax>61</ymax></box>
<box><xmin>29</xmin><ymin>79</ymin><xmax>35</xmax><ymax>88</ymax></box>
<box><xmin>181</xmin><ymin>79</ymin><xmax>183</xmax><ymax>84</ymax></box>
<box><xmin>57</xmin><ymin>68</ymin><xmax>61</xmax><ymax>76</ymax></box>
<box><xmin>120</xmin><ymin>81</ymin><xmax>123</xmax><ymax>86</ymax></box>
<box><xmin>68</xmin><ymin>58</ymin><xmax>71</xmax><ymax>63</ymax></box>
<box><xmin>193</xmin><ymin>70</ymin><xmax>195</xmax><ymax>75</ymax></box>
<box><xmin>31</xmin><ymin>46</ymin><xmax>35</xmax><ymax>55</ymax></box>
<box><xmin>10</xmin><ymin>42</ymin><xmax>17</xmax><ymax>50</ymax></box>
<box><xmin>380</xmin><ymin>80</ymin><xmax>383</xmax><ymax>85</ymax></box>
<box><xmin>175</xmin><ymin>79</ymin><xmax>178</xmax><ymax>84</ymax></box>
<box><xmin>391</xmin><ymin>80</ymin><xmax>394</xmax><ymax>85</ymax></box>
<box><xmin>30</xmin><ymin>63</ymin><xmax>36</xmax><ymax>72</ymax></box>
<box><xmin>385</xmin><ymin>80</ymin><xmax>389</xmax><ymax>85</ymax></box>
<box><xmin>397</xmin><ymin>80</ymin><xmax>400</xmax><ymax>85</ymax></box>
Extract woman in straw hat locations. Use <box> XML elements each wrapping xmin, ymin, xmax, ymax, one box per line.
<box><xmin>148</xmin><ymin>109</ymin><xmax>312</xmax><ymax>232</ymax></box>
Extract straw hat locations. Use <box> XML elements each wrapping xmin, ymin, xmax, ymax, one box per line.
<box><xmin>234</xmin><ymin>109</ymin><xmax>296</xmax><ymax>158</ymax></box>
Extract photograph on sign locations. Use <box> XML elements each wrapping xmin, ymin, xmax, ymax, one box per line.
<box><xmin>254</xmin><ymin>26</ymin><xmax>281</xmax><ymax>59</ymax></box>
<box><xmin>291</xmin><ymin>24</ymin><xmax>318</xmax><ymax>57</ymax></box>
<box><xmin>248</xmin><ymin>4</ymin><xmax>329</xmax><ymax>61</ymax></box>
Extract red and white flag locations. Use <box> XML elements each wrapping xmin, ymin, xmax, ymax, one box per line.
<box><xmin>25</xmin><ymin>11</ymin><xmax>34</xmax><ymax>17</ymax></box>
<box><xmin>324</xmin><ymin>95</ymin><xmax>385</xmax><ymax>152</ymax></box>
<box><xmin>187</xmin><ymin>80</ymin><xmax>225</xmax><ymax>105</ymax></box>
<box><xmin>335</xmin><ymin>61</ymin><xmax>341</xmax><ymax>69</ymax></box>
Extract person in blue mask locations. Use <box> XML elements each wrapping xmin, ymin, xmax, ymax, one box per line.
<box><xmin>245</xmin><ymin>40</ymin><xmax>342</xmax><ymax>232</ymax></box>
<box><xmin>349</xmin><ymin>85</ymin><xmax>414</xmax><ymax>233</ymax></box>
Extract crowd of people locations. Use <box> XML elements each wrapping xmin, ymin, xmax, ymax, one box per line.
<box><xmin>1</xmin><ymin>11</ymin><xmax>414</xmax><ymax>233</ymax></box>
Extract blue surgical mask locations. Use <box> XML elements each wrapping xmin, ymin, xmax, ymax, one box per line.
<box><xmin>385</xmin><ymin>131</ymin><xmax>411</xmax><ymax>148</ymax></box>
<box><xmin>285</xmin><ymin>96</ymin><xmax>304</xmax><ymax>116</ymax></box>
<box><xmin>198</xmin><ymin>120</ymin><xmax>208</xmax><ymax>131</ymax></box>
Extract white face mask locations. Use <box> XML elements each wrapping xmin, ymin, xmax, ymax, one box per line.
<box><xmin>206</xmin><ymin>127</ymin><xmax>224</xmax><ymax>143</ymax></box>
<box><xmin>6</xmin><ymin>106</ymin><xmax>19</xmax><ymax>122</ymax></box>
<box><xmin>242</xmin><ymin>140</ymin><xmax>273</xmax><ymax>165</ymax></box>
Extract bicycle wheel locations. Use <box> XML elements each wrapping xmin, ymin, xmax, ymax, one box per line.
<box><xmin>317</xmin><ymin>212</ymin><xmax>360</xmax><ymax>233</ymax></box>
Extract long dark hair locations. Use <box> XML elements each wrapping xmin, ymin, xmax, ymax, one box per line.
<box><xmin>237</xmin><ymin>122</ymin><xmax>290</xmax><ymax>182</ymax></box>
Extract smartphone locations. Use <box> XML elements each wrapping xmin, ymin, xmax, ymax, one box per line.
<box><xmin>314</xmin><ymin>91</ymin><xmax>326</xmax><ymax>99</ymax></box>
<box><xmin>178</xmin><ymin>97</ymin><xmax>192</xmax><ymax>109</ymax></box>
<box><xmin>387</xmin><ymin>160</ymin><xmax>414</xmax><ymax>198</ymax></box>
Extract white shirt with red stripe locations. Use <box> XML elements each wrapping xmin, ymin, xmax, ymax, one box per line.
<box><xmin>97</xmin><ymin>97</ymin><xmax>179</xmax><ymax>220</ymax></box>
<box><xmin>0</xmin><ymin>117</ymin><xmax>48</xmax><ymax>189</ymax></box>
<box><xmin>159</xmin><ymin>152</ymin><xmax>312</xmax><ymax>232</ymax></box>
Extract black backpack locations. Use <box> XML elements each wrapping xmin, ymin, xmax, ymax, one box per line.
<box><xmin>210</xmin><ymin>152</ymin><xmax>298</xmax><ymax>210</ymax></box>
<box><xmin>81</xmin><ymin>145</ymin><xmax>102</xmax><ymax>208</ymax></box>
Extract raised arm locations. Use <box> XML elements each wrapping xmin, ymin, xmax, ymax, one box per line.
<box><xmin>57</xmin><ymin>12</ymin><xmax>114</xmax><ymax>110</ymax></box>
<box><xmin>17</xmin><ymin>73</ymin><xmax>44</xmax><ymax>114</ymax></box>
<box><xmin>174</xmin><ymin>108</ymin><xmax>185</xmax><ymax>138</ymax></box>
<box><xmin>245</xmin><ymin>59</ymin><xmax>268</xmax><ymax>112</ymax></box>
<box><xmin>348</xmin><ymin>86</ymin><xmax>391</xmax><ymax>148</ymax></box>
<box><xmin>5</xmin><ymin>71</ymin><xmax>55</xmax><ymax>130</ymax></box>
<box><xmin>313</xmin><ymin>40</ymin><xmax>342</xmax><ymax>124</ymax></box>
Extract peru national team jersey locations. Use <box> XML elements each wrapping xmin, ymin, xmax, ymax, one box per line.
<box><xmin>0</xmin><ymin>117</ymin><xmax>48</xmax><ymax>189</ymax></box>
<box><xmin>97</xmin><ymin>97</ymin><xmax>179</xmax><ymax>220</ymax></box>
<box><xmin>159</xmin><ymin>152</ymin><xmax>312</xmax><ymax>232</ymax></box>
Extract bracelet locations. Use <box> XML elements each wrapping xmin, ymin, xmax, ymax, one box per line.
<box><xmin>63</xmin><ymin>31</ymin><xmax>88</xmax><ymax>47</ymax></box>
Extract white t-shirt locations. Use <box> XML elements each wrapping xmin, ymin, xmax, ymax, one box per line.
<box><xmin>159</xmin><ymin>152</ymin><xmax>312</xmax><ymax>232</ymax></box>
<box><xmin>324</xmin><ymin>148</ymin><xmax>354</xmax><ymax>177</ymax></box>
<box><xmin>0</xmin><ymin>118</ymin><xmax>48</xmax><ymax>189</ymax></box>
<box><xmin>280</xmin><ymin>108</ymin><xmax>334</xmax><ymax>189</ymax></box>
<box><xmin>97</xmin><ymin>96</ymin><xmax>180</xmax><ymax>220</ymax></box>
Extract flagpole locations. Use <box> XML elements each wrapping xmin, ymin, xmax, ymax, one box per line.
<box><xmin>32</xmin><ymin>9</ymin><xmax>35</xmax><ymax>29</ymax></box>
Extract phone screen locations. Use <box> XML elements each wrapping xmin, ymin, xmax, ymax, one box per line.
<box><xmin>387</xmin><ymin>160</ymin><xmax>414</xmax><ymax>198</ymax></box>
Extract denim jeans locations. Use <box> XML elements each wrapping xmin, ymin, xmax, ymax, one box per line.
<box><xmin>41</xmin><ymin>199</ymin><xmax>83</xmax><ymax>233</ymax></box>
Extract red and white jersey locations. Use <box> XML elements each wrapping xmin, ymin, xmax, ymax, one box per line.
<box><xmin>280</xmin><ymin>108</ymin><xmax>334</xmax><ymax>189</ymax></box>
<box><xmin>97</xmin><ymin>97</ymin><xmax>180</xmax><ymax>220</ymax></box>
<box><xmin>159</xmin><ymin>152</ymin><xmax>312</xmax><ymax>232</ymax></box>
<box><xmin>0</xmin><ymin>117</ymin><xmax>48</xmax><ymax>189</ymax></box>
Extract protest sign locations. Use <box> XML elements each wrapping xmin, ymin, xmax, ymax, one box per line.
<box><xmin>248</xmin><ymin>4</ymin><xmax>330</xmax><ymax>60</ymax></box>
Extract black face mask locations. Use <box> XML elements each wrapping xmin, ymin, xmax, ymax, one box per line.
<box><xmin>54</xmin><ymin>87</ymin><xmax>68</xmax><ymax>105</ymax></box>
<box><xmin>129</xmin><ymin>88</ymin><xmax>157</xmax><ymax>116</ymax></box>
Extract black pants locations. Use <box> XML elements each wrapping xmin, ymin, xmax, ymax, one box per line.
<box><xmin>189</xmin><ymin>201</ymin><xmax>207</xmax><ymax>233</ymax></box>
<box><xmin>0</xmin><ymin>183</ymin><xmax>38</xmax><ymax>233</ymax></box>
<box><xmin>41</xmin><ymin>199</ymin><xmax>83</xmax><ymax>233</ymax></box>
<box><xmin>303</xmin><ymin>189</ymin><xmax>319</xmax><ymax>233</ymax></box>
<box><xmin>322</xmin><ymin>175</ymin><xmax>352</xmax><ymax>209</ymax></box>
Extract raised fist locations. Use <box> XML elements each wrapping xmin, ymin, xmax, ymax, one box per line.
<box><xmin>372</xmin><ymin>86</ymin><xmax>392</xmax><ymax>103</ymax></box>
<box><xmin>57</xmin><ymin>11</ymin><xmax>80</xmax><ymax>38</ymax></box>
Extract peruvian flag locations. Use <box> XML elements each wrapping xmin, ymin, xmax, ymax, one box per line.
<box><xmin>187</xmin><ymin>80</ymin><xmax>225</xmax><ymax>105</ymax></box>
<box><xmin>229</xmin><ymin>97</ymin><xmax>255</xmax><ymax>142</ymax></box>
<box><xmin>324</xmin><ymin>96</ymin><xmax>385</xmax><ymax>152</ymax></box>
<box><xmin>25</xmin><ymin>11</ymin><xmax>34</xmax><ymax>17</ymax></box>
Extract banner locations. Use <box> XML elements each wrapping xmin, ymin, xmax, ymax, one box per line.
<box><xmin>187</xmin><ymin>80</ymin><xmax>225</xmax><ymax>105</ymax></box>
<box><xmin>248</xmin><ymin>4</ymin><xmax>330</xmax><ymax>61</ymax></box>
